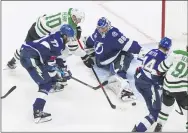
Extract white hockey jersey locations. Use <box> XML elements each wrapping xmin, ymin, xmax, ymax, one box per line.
<box><xmin>35</xmin><ymin>8</ymin><xmax>77</xmax><ymax>37</ymax></box>
<box><xmin>158</xmin><ymin>50</ymin><xmax>188</xmax><ymax>92</ymax></box>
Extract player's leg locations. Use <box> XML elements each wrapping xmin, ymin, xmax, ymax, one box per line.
<box><xmin>111</xmin><ymin>55</ymin><xmax>134</xmax><ymax>99</ymax></box>
<box><xmin>7</xmin><ymin>46</ymin><xmax>21</xmax><ymax>69</ymax></box>
<box><xmin>20</xmin><ymin>48</ymin><xmax>54</xmax><ymax>123</ymax></box>
<box><xmin>107</xmin><ymin>51</ymin><xmax>135</xmax><ymax>101</ymax></box>
<box><xmin>24</xmin><ymin>22</ymin><xmax>41</xmax><ymax>42</ymax></box>
<box><xmin>136</xmin><ymin>88</ymin><xmax>161</xmax><ymax>132</ymax></box>
<box><xmin>153</xmin><ymin>89</ymin><xmax>176</xmax><ymax>132</ymax></box>
<box><xmin>7</xmin><ymin>22</ymin><xmax>40</xmax><ymax>69</ymax></box>
<box><xmin>133</xmin><ymin>73</ymin><xmax>157</xmax><ymax>132</ymax></box>
<box><xmin>174</xmin><ymin>92</ymin><xmax>188</xmax><ymax>131</ymax></box>
<box><xmin>113</xmin><ymin>51</ymin><xmax>134</xmax><ymax>79</ymax></box>
<box><xmin>154</xmin><ymin>91</ymin><xmax>188</xmax><ymax>132</ymax></box>
<box><xmin>134</xmin><ymin>74</ymin><xmax>153</xmax><ymax>110</ymax></box>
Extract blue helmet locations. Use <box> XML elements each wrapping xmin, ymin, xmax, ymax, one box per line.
<box><xmin>60</xmin><ymin>24</ymin><xmax>74</xmax><ymax>38</ymax></box>
<box><xmin>97</xmin><ymin>17</ymin><xmax>111</xmax><ymax>28</ymax></box>
<box><xmin>159</xmin><ymin>37</ymin><xmax>172</xmax><ymax>50</ymax></box>
<box><xmin>97</xmin><ymin>17</ymin><xmax>111</xmax><ymax>35</ymax></box>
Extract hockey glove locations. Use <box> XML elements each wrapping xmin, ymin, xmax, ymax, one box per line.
<box><xmin>81</xmin><ymin>54</ymin><xmax>94</xmax><ymax>68</ymax></box>
<box><xmin>84</xmin><ymin>47</ymin><xmax>95</xmax><ymax>58</ymax></box>
<box><xmin>57</xmin><ymin>66</ymin><xmax>72</xmax><ymax>81</ymax></box>
<box><xmin>63</xmin><ymin>70</ymin><xmax>72</xmax><ymax>80</ymax></box>
<box><xmin>46</xmin><ymin>56</ymin><xmax>57</xmax><ymax>72</ymax></box>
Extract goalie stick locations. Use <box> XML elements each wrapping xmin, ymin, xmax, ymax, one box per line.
<box><xmin>1</xmin><ymin>86</ymin><xmax>16</xmax><ymax>99</ymax></box>
<box><xmin>91</xmin><ymin>66</ymin><xmax>116</xmax><ymax>109</ymax></box>
<box><xmin>91</xmin><ymin>67</ymin><xmax>133</xmax><ymax>111</ymax></box>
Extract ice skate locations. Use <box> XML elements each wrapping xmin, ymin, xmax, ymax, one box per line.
<box><xmin>7</xmin><ymin>57</ymin><xmax>17</xmax><ymax>69</ymax></box>
<box><xmin>34</xmin><ymin>110</ymin><xmax>52</xmax><ymax>124</ymax></box>
<box><xmin>154</xmin><ymin>123</ymin><xmax>162</xmax><ymax>132</ymax></box>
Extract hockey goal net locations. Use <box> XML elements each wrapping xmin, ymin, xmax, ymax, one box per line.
<box><xmin>161</xmin><ymin>0</ymin><xmax>187</xmax><ymax>49</ymax></box>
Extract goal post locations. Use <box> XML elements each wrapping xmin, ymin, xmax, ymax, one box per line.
<box><xmin>161</xmin><ymin>0</ymin><xmax>187</xmax><ymax>41</ymax></box>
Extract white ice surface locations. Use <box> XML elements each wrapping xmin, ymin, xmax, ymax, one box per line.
<box><xmin>1</xmin><ymin>1</ymin><xmax>187</xmax><ymax>132</ymax></box>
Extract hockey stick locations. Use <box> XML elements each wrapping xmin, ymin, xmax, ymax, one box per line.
<box><xmin>91</xmin><ymin>67</ymin><xmax>135</xmax><ymax>110</ymax></box>
<box><xmin>175</xmin><ymin>103</ymin><xmax>184</xmax><ymax>115</ymax></box>
<box><xmin>54</xmin><ymin>67</ymin><xmax>108</xmax><ymax>90</ymax></box>
<box><xmin>71</xmin><ymin>76</ymin><xmax>108</xmax><ymax>90</ymax></box>
<box><xmin>1</xmin><ymin>86</ymin><xmax>16</xmax><ymax>99</ymax></box>
<box><xmin>91</xmin><ymin>66</ymin><xmax>116</xmax><ymax>109</ymax></box>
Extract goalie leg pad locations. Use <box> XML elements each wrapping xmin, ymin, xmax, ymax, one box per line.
<box><xmin>107</xmin><ymin>75</ymin><xmax>135</xmax><ymax>101</ymax></box>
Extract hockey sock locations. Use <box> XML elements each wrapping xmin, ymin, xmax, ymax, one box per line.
<box><xmin>33</xmin><ymin>98</ymin><xmax>46</xmax><ymax>111</ymax></box>
<box><xmin>136</xmin><ymin>114</ymin><xmax>155</xmax><ymax>132</ymax></box>
<box><xmin>14</xmin><ymin>49</ymin><xmax>20</xmax><ymax>61</ymax></box>
<box><xmin>33</xmin><ymin>92</ymin><xmax>47</xmax><ymax>111</ymax></box>
<box><xmin>157</xmin><ymin>102</ymin><xmax>174</xmax><ymax>126</ymax></box>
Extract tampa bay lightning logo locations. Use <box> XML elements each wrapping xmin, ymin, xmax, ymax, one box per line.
<box><xmin>95</xmin><ymin>41</ymin><xmax>103</xmax><ymax>54</ymax></box>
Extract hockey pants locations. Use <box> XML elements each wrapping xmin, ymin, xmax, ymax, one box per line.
<box><xmin>20</xmin><ymin>47</ymin><xmax>56</xmax><ymax>94</ymax></box>
<box><xmin>134</xmin><ymin>71</ymin><xmax>162</xmax><ymax>121</ymax></box>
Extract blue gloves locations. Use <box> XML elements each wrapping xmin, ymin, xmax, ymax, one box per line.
<box><xmin>55</xmin><ymin>66</ymin><xmax>72</xmax><ymax>81</ymax></box>
<box><xmin>60</xmin><ymin>68</ymin><xmax>72</xmax><ymax>80</ymax></box>
<box><xmin>46</xmin><ymin>56</ymin><xmax>72</xmax><ymax>80</ymax></box>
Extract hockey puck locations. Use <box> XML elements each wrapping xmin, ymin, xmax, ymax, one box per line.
<box><xmin>132</xmin><ymin>102</ymin><xmax>136</xmax><ymax>106</ymax></box>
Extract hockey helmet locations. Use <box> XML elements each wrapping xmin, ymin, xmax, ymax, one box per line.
<box><xmin>71</xmin><ymin>8</ymin><xmax>85</xmax><ymax>24</ymax></box>
<box><xmin>97</xmin><ymin>17</ymin><xmax>111</xmax><ymax>35</ymax></box>
<box><xmin>159</xmin><ymin>37</ymin><xmax>172</xmax><ymax>50</ymax></box>
<box><xmin>60</xmin><ymin>24</ymin><xmax>75</xmax><ymax>38</ymax></box>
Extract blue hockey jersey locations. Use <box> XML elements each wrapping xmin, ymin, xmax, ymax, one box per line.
<box><xmin>21</xmin><ymin>31</ymin><xmax>65</xmax><ymax>64</ymax></box>
<box><xmin>86</xmin><ymin>26</ymin><xmax>142</xmax><ymax>65</ymax></box>
<box><xmin>141</xmin><ymin>49</ymin><xmax>167</xmax><ymax>79</ymax></box>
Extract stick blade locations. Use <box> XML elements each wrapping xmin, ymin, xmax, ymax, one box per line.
<box><xmin>1</xmin><ymin>86</ymin><xmax>17</xmax><ymax>99</ymax></box>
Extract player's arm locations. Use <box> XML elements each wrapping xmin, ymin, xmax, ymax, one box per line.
<box><xmin>66</xmin><ymin>39</ymin><xmax>94</xmax><ymax>68</ymax></box>
<box><xmin>114</xmin><ymin>28</ymin><xmax>142</xmax><ymax>54</ymax></box>
<box><xmin>36</xmin><ymin>34</ymin><xmax>63</xmax><ymax>66</ymax></box>
<box><xmin>40</xmin><ymin>44</ymin><xmax>57</xmax><ymax>66</ymax></box>
<box><xmin>80</xmin><ymin>30</ymin><xmax>98</xmax><ymax>57</ymax></box>
<box><xmin>158</xmin><ymin>53</ymin><xmax>174</xmax><ymax>73</ymax></box>
<box><xmin>84</xmin><ymin>29</ymin><xmax>98</xmax><ymax>48</ymax></box>
<box><xmin>56</xmin><ymin>57</ymin><xmax>66</xmax><ymax>68</ymax></box>
<box><xmin>55</xmin><ymin>56</ymin><xmax>72</xmax><ymax>80</ymax></box>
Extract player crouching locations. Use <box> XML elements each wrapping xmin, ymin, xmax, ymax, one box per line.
<box><xmin>81</xmin><ymin>17</ymin><xmax>143</xmax><ymax>102</ymax></box>
<box><xmin>19</xmin><ymin>24</ymin><xmax>93</xmax><ymax>123</ymax></box>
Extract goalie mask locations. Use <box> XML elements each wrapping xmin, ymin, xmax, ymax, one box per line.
<box><xmin>97</xmin><ymin>17</ymin><xmax>111</xmax><ymax>36</ymax></box>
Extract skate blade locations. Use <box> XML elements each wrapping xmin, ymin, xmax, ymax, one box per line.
<box><xmin>34</xmin><ymin>117</ymin><xmax>52</xmax><ymax>124</ymax></box>
<box><xmin>49</xmin><ymin>89</ymin><xmax>64</xmax><ymax>93</ymax></box>
<box><xmin>3</xmin><ymin>66</ymin><xmax>16</xmax><ymax>70</ymax></box>
<box><xmin>62</xmin><ymin>83</ymin><xmax>68</xmax><ymax>86</ymax></box>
